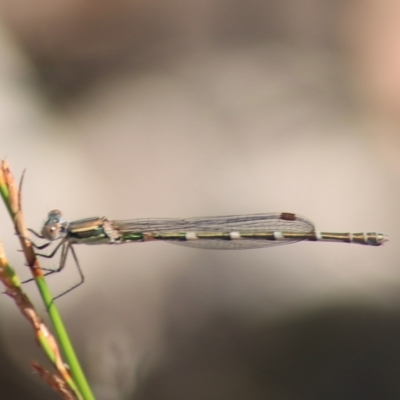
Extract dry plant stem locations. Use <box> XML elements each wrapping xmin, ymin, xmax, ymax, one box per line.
<box><xmin>32</xmin><ymin>363</ymin><xmax>77</xmax><ymax>400</ymax></box>
<box><xmin>0</xmin><ymin>243</ymin><xmax>76</xmax><ymax>400</ymax></box>
<box><xmin>0</xmin><ymin>160</ymin><xmax>90</xmax><ymax>400</ymax></box>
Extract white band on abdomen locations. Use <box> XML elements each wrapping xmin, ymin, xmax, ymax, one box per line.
<box><xmin>230</xmin><ymin>232</ymin><xmax>241</xmax><ymax>240</ymax></box>
<box><xmin>185</xmin><ymin>232</ymin><xmax>198</xmax><ymax>241</ymax></box>
<box><xmin>273</xmin><ymin>231</ymin><xmax>284</xmax><ymax>240</ymax></box>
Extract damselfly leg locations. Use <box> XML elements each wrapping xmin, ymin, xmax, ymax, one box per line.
<box><xmin>22</xmin><ymin>227</ymin><xmax>85</xmax><ymax>299</ymax></box>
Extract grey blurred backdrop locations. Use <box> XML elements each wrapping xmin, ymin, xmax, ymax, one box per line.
<box><xmin>0</xmin><ymin>0</ymin><xmax>399</xmax><ymax>399</ymax></box>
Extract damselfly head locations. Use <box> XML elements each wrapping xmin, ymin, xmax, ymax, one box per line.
<box><xmin>41</xmin><ymin>209</ymin><xmax>67</xmax><ymax>241</ymax></box>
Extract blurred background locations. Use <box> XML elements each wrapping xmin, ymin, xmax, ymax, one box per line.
<box><xmin>0</xmin><ymin>0</ymin><xmax>399</xmax><ymax>398</ymax></box>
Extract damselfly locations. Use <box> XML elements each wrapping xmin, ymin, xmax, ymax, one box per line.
<box><xmin>30</xmin><ymin>210</ymin><xmax>387</xmax><ymax>278</ymax></box>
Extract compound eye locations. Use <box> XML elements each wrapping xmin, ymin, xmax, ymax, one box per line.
<box><xmin>48</xmin><ymin>209</ymin><xmax>62</xmax><ymax>221</ymax></box>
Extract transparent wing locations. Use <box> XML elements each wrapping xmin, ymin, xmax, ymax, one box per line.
<box><xmin>166</xmin><ymin>238</ymin><xmax>295</xmax><ymax>250</ymax></box>
<box><xmin>112</xmin><ymin>213</ymin><xmax>315</xmax><ymax>250</ymax></box>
